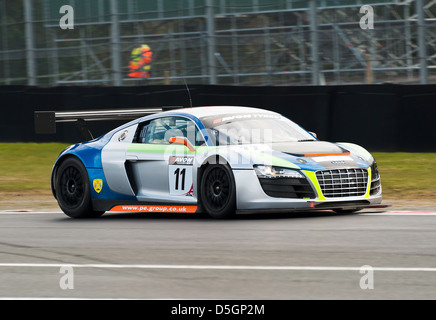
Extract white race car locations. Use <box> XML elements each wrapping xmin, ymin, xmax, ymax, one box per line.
<box><xmin>45</xmin><ymin>106</ymin><xmax>382</xmax><ymax>218</ymax></box>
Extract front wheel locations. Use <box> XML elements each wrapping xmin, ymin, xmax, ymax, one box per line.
<box><xmin>55</xmin><ymin>157</ymin><xmax>104</xmax><ymax>219</ymax></box>
<box><xmin>200</xmin><ymin>164</ymin><xmax>236</xmax><ymax>219</ymax></box>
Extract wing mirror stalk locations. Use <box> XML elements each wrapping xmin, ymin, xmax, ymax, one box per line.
<box><xmin>169</xmin><ymin>137</ymin><xmax>195</xmax><ymax>152</ymax></box>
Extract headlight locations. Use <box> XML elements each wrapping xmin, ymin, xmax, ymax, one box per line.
<box><xmin>370</xmin><ymin>160</ymin><xmax>380</xmax><ymax>180</ymax></box>
<box><xmin>254</xmin><ymin>165</ymin><xmax>305</xmax><ymax>179</ymax></box>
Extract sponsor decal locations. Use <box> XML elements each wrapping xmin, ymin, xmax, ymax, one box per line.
<box><xmin>220</xmin><ymin>113</ymin><xmax>280</xmax><ymax>123</ymax></box>
<box><xmin>169</xmin><ymin>156</ymin><xmax>194</xmax><ymax>166</ymax></box>
<box><xmin>110</xmin><ymin>205</ymin><xmax>198</xmax><ymax>213</ymax></box>
<box><xmin>305</xmin><ymin>152</ymin><xmax>351</xmax><ymax>157</ymax></box>
<box><xmin>93</xmin><ymin>179</ymin><xmax>103</xmax><ymax>193</ymax></box>
<box><xmin>185</xmin><ymin>184</ymin><xmax>194</xmax><ymax>197</ymax></box>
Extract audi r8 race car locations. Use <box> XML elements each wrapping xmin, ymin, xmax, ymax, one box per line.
<box><xmin>42</xmin><ymin>106</ymin><xmax>382</xmax><ymax>219</ymax></box>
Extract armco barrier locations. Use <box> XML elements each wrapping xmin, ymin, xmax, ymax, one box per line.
<box><xmin>0</xmin><ymin>84</ymin><xmax>435</xmax><ymax>152</ymax></box>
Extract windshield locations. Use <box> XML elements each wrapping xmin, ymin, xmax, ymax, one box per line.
<box><xmin>200</xmin><ymin>113</ymin><xmax>316</xmax><ymax>146</ymax></box>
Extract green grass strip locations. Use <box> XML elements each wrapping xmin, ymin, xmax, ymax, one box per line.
<box><xmin>0</xmin><ymin>143</ymin><xmax>69</xmax><ymax>195</ymax></box>
<box><xmin>372</xmin><ymin>152</ymin><xmax>436</xmax><ymax>199</ymax></box>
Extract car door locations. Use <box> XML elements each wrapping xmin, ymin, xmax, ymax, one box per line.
<box><xmin>125</xmin><ymin>115</ymin><xmax>204</xmax><ymax>203</ymax></box>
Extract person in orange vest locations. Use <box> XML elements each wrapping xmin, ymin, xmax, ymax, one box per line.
<box><xmin>128</xmin><ymin>45</ymin><xmax>153</xmax><ymax>79</ymax></box>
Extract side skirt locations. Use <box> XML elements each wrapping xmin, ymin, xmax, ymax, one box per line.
<box><xmin>92</xmin><ymin>199</ymin><xmax>199</xmax><ymax>213</ymax></box>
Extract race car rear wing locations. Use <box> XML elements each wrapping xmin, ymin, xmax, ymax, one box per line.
<box><xmin>34</xmin><ymin>106</ymin><xmax>182</xmax><ymax>140</ymax></box>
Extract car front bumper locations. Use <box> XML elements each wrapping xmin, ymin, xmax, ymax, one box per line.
<box><xmin>233</xmin><ymin>169</ymin><xmax>383</xmax><ymax>211</ymax></box>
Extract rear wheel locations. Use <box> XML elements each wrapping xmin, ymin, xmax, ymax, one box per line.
<box><xmin>200</xmin><ymin>164</ymin><xmax>236</xmax><ymax>219</ymax></box>
<box><xmin>55</xmin><ymin>157</ymin><xmax>104</xmax><ymax>219</ymax></box>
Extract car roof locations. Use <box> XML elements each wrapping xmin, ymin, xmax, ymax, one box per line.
<box><xmin>104</xmin><ymin>106</ymin><xmax>283</xmax><ymax>142</ymax></box>
<box><xmin>110</xmin><ymin>106</ymin><xmax>282</xmax><ymax>137</ymax></box>
<box><xmin>158</xmin><ymin>106</ymin><xmax>281</xmax><ymax>118</ymax></box>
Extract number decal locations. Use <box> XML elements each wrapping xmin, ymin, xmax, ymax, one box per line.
<box><xmin>169</xmin><ymin>165</ymin><xmax>192</xmax><ymax>196</ymax></box>
<box><xmin>174</xmin><ymin>168</ymin><xmax>179</xmax><ymax>190</ymax></box>
<box><xmin>174</xmin><ymin>168</ymin><xmax>186</xmax><ymax>191</ymax></box>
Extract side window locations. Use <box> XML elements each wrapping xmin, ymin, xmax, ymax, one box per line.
<box><xmin>135</xmin><ymin>117</ymin><xmax>205</xmax><ymax>146</ymax></box>
<box><xmin>146</xmin><ymin>118</ymin><xmax>170</xmax><ymax>144</ymax></box>
<box><xmin>136</xmin><ymin>123</ymin><xmax>149</xmax><ymax>143</ymax></box>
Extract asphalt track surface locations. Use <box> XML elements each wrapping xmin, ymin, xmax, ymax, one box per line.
<box><xmin>0</xmin><ymin>204</ymin><xmax>436</xmax><ymax>300</ymax></box>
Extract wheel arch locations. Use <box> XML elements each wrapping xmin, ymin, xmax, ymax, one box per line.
<box><xmin>51</xmin><ymin>154</ymin><xmax>86</xmax><ymax>200</ymax></box>
<box><xmin>197</xmin><ymin>155</ymin><xmax>232</xmax><ymax>186</ymax></box>
<box><xmin>199</xmin><ymin>154</ymin><xmax>230</xmax><ymax>168</ymax></box>
<box><xmin>336</xmin><ymin>142</ymin><xmax>374</xmax><ymax>163</ymax></box>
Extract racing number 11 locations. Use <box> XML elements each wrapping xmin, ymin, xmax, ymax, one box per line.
<box><xmin>174</xmin><ymin>168</ymin><xmax>186</xmax><ymax>190</ymax></box>
<box><xmin>169</xmin><ymin>165</ymin><xmax>193</xmax><ymax>196</ymax></box>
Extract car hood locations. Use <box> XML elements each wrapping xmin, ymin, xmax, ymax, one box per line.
<box><xmin>221</xmin><ymin>141</ymin><xmax>370</xmax><ymax>171</ymax></box>
<box><xmin>270</xmin><ymin>141</ymin><xmax>348</xmax><ymax>156</ymax></box>
<box><xmin>199</xmin><ymin>141</ymin><xmax>372</xmax><ymax>171</ymax></box>
<box><xmin>266</xmin><ymin>141</ymin><xmax>369</xmax><ymax>171</ymax></box>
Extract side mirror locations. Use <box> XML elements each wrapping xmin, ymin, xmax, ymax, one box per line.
<box><xmin>169</xmin><ymin>136</ymin><xmax>195</xmax><ymax>152</ymax></box>
<box><xmin>309</xmin><ymin>131</ymin><xmax>318</xmax><ymax>139</ymax></box>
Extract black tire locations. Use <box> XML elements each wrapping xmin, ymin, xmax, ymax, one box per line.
<box><xmin>55</xmin><ymin>157</ymin><xmax>104</xmax><ymax>219</ymax></box>
<box><xmin>200</xmin><ymin>164</ymin><xmax>236</xmax><ymax>219</ymax></box>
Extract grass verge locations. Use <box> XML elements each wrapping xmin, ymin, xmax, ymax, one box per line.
<box><xmin>0</xmin><ymin>144</ymin><xmax>435</xmax><ymax>200</ymax></box>
<box><xmin>0</xmin><ymin>143</ymin><xmax>70</xmax><ymax>199</ymax></box>
<box><xmin>372</xmin><ymin>152</ymin><xmax>436</xmax><ymax>200</ymax></box>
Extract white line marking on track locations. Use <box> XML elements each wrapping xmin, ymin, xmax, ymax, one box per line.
<box><xmin>0</xmin><ymin>297</ymin><xmax>186</xmax><ymax>300</ymax></box>
<box><xmin>0</xmin><ymin>211</ymin><xmax>62</xmax><ymax>214</ymax></box>
<box><xmin>361</xmin><ymin>211</ymin><xmax>436</xmax><ymax>216</ymax></box>
<box><xmin>0</xmin><ymin>263</ymin><xmax>436</xmax><ymax>272</ymax></box>
<box><xmin>1</xmin><ymin>210</ymin><xmax>436</xmax><ymax>216</ymax></box>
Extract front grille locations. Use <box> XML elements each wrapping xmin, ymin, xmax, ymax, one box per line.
<box><xmin>316</xmin><ymin>168</ymin><xmax>369</xmax><ymax>198</ymax></box>
<box><xmin>259</xmin><ymin>177</ymin><xmax>316</xmax><ymax>199</ymax></box>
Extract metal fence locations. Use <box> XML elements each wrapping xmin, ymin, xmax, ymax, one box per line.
<box><xmin>0</xmin><ymin>0</ymin><xmax>435</xmax><ymax>86</ymax></box>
